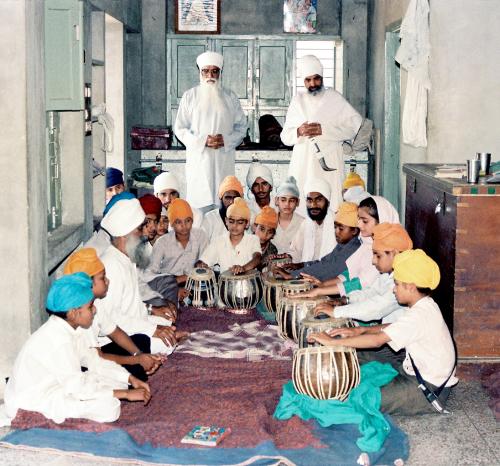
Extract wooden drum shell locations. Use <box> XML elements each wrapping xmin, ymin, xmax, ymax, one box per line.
<box><xmin>185</xmin><ymin>267</ymin><xmax>217</xmax><ymax>308</ymax></box>
<box><xmin>262</xmin><ymin>277</ymin><xmax>286</xmax><ymax>314</ymax></box>
<box><xmin>292</xmin><ymin>346</ymin><xmax>361</xmax><ymax>401</ymax></box>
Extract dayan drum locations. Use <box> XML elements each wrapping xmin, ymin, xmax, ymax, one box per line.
<box><xmin>281</xmin><ymin>279</ymin><xmax>312</xmax><ymax>299</ymax></box>
<box><xmin>292</xmin><ymin>345</ymin><xmax>361</xmax><ymax>400</ymax></box>
<box><xmin>262</xmin><ymin>276</ymin><xmax>286</xmax><ymax>314</ymax></box>
<box><xmin>298</xmin><ymin>314</ymin><xmax>355</xmax><ymax>348</ymax></box>
<box><xmin>218</xmin><ymin>269</ymin><xmax>263</xmax><ymax>311</ymax></box>
<box><xmin>185</xmin><ymin>267</ymin><xmax>217</xmax><ymax>308</ymax></box>
<box><xmin>277</xmin><ymin>296</ymin><xmax>328</xmax><ymax>342</ymax></box>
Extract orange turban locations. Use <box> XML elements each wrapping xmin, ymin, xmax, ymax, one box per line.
<box><xmin>393</xmin><ymin>249</ymin><xmax>440</xmax><ymax>290</ymax></box>
<box><xmin>167</xmin><ymin>198</ymin><xmax>193</xmax><ymax>224</ymax></box>
<box><xmin>218</xmin><ymin>175</ymin><xmax>244</xmax><ymax>199</ymax></box>
<box><xmin>372</xmin><ymin>223</ymin><xmax>413</xmax><ymax>252</ymax></box>
<box><xmin>255</xmin><ymin>206</ymin><xmax>278</xmax><ymax>229</ymax></box>
<box><xmin>334</xmin><ymin>202</ymin><xmax>359</xmax><ymax>228</ymax></box>
<box><xmin>226</xmin><ymin>197</ymin><xmax>250</xmax><ymax>220</ymax></box>
<box><xmin>343</xmin><ymin>172</ymin><xmax>366</xmax><ymax>190</ymax></box>
<box><xmin>63</xmin><ymin>248</ymin><xmax>104</xmax><ymax>277</ymax></box>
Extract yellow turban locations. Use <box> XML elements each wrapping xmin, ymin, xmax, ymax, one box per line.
<box><xmin>226</xmin><ymin>197</ymin><xmax>250</xmax><ymax>220</ymax></box>
<box><xmin>167</xmin><ymin>198</ymin><xmax>193</xmax><ymax>224</ymax></box>
<box><xmin>255</xmin><ymin>206</ymin><xmax>278</xmax><ymax>229</ymax></box>
<box><xmin>63</xmin><ymin>248</ymin><xmax>104</xmax><ymax>277</ymax></box>
<box><xmin>218</xmin><ymin>175</ymin><xmax>244</xmax><ymax>199</ymax></box>
<box><xmin>334</xmin><ymin>202</ymin><xmax>359</xmax><ymax>228</ymax></box>
<box><xmin>373</xmin><ymin>223</ymin><xmax>413</xmax><ymax>252</ymax></box>
<box><xmin>393</xmin><ymin>249</ymin><xmax>440</xmax><ymax>290</ymax></box>
<box><xmin>343</xmin><ymin>172</ymin><xmax>366</xmax><ymax>190</ymax></box>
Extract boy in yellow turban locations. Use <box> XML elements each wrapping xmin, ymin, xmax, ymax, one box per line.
<box><xmin>198</xmin><ymin>197</ymin><xmax>261</xmax><ymax>274</ymax></box>
<box><xmin>313</xmin><ymin>223</ymin><xmax>412</xmax><ymax>324</ymax></box>
<box><xmin>253</xmin><ymin>205</ymin><xmax>280</xmax><ymax>268</ymax></box>
<box><xmin>64</xmin><ymin>248</ymin><xmax>163</xmax><ymax>381</ymax></box>
<box><xmin>310</xmin><ymin>249</ymin><xmax>457</xmax><ymax>415</ymax></box>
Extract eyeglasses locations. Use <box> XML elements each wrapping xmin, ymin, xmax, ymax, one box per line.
<box><xmin>201</xmin><ymin>68</ymin><xmax>220</xmax><ymax>77</ymax></box>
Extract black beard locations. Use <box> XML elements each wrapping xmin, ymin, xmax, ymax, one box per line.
<box><xmin>219</xmin><ymin>203</ymin><xmax>228</xmax><ymax>228</ymax></box>
<box><xmin>307</xmin><ymin>206</ymin><xmax>328</xmax><ymax>222</ymax></box>
<box><xmin>307</xmin><ymin>84</ymin><xmax>324</xmax><ymax>96</ymax></box>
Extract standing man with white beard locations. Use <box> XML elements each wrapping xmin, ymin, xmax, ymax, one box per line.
<box><xmin>174</xmin><ymin>51</ymin><xmax>247</xmax><ymax>213</ymax></box>
<box><xmin>281</xmin><ymin>55</ymin><xmax>363</xmax><ymax>213</ymax></box>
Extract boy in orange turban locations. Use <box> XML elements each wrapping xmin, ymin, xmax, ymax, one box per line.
<box><xmin>309</xmin><ymin>249</ymin><xmax>457</xmax><ymax>416</ymax></box>
<box><xmin>198</xmin><ymin>197</ymin><xmax>261</xmax><ymax>274</ymax></box>
<box><xmin>64</xmin><ymin>248</ymin><xmax>163</xmax><ymax>382</ymax></box>
<box><xmin>252</xmin><ymin>205</ymin><xmax>279</xmax><ymax>268</ymax></box>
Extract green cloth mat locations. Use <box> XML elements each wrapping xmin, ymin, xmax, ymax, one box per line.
<box><xmin>274</xmin><ymin>361</ymin><xmax>398</xmax><ymax>452</ymax></box>
<box><xmin>256</xmin><ymin>300</ymin><xmax>277</xmax><ymax>322</ymax></box>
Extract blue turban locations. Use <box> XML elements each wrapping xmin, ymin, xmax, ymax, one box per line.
<box><xmin>46</xmin><ymin>272</ymin><xmax>94</xmax><ymax>312</ymax></box>
<box><xmin>106</xmin><ymin>167</ymin><xmax>124</xmax><ymax>188</ymax></box>
<box><xmin>103</xmin><ymin>191</ymin><xmax>136</xmax><ymax>216</ymax></box>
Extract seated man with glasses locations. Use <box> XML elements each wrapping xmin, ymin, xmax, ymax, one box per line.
<box><xmin>197</xmin><ymin>198</ymin><xmax>261</xmax><ymax>275</ymax></box>
<box><xmin>174</xmin><ymin>51</ymin><xmax>246</xmax><ymax>214</ymax></box>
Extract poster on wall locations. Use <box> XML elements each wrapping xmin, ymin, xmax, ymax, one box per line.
<box><xmin>284</xmin><ymin>0</ymin><xmax>317</xmax><ymax>33</ymax></box>
<box><xmin>175</xmin><ymin>0</ymin><xmax>221</xmax><ymax>34</ymax></box>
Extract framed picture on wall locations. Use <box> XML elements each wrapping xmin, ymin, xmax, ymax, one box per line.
<box><xmin>175</xmin><ymin>0</ymin><xmax>221</xmax><ymax>34</ymax></box>
<box><xmin>284</xmin><ymin>0</ymin><xmax>318</xmax><ymax>33</ymax></box>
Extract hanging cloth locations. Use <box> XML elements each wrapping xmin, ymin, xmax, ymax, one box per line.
<box><xmin>91</xmin><ymin>103</ymin><xmax>115</xmax><ymax>153</ymax></box>
<box><xmin>395</xmin><ymin>0</ymin><xmax>430</xmax><ymax>148</ymax></box>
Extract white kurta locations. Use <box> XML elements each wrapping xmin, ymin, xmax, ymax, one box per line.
<box><xmin>4</xmin><ymin>316</ymin><xmax>129</xmax><ymax>424</ymax></box>
<box><xmin>281</xmin><ymin>89</ymin><xmax>362</xmax><ymax>212</ymax></box>
<box><xmin>201</xmin><ymin>208</ymin><xmax>227</xmax><ymax>242</ymax></box>
<box><xmin>174</xmin><ymin>85</ymin><xmax>246</xmax><ymax>209</ymax></box>
<box><xmin>273</xmin><ymin>213</ymin><xmax>305</xmax><ymax>254</ymax></box>
<box><xmin>97</xmin><ymin>245</ymin><xmax>172</xmax><ymax>353</ymax></box>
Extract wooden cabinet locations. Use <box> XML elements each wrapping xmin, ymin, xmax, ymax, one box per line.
<box><xmin>403</xmin><ymin>164</ymin><xmax>500</xmax><ymax>358</ymax></box>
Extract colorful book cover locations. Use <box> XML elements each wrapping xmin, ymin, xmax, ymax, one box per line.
<box><xmin>181</xmin><ymin>425</ymin><xmax>231</xmax><ymax>447</ymax></box>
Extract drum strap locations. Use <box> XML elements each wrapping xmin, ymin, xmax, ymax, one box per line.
<box><xmin>408</xmin><ymin>340</ymin><xmax>457</xmax><ymax>415</ymax></box>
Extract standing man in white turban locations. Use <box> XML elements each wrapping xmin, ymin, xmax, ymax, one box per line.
<box><xmin>281</xmin><ymin>54</ymin><xmax>363</xmax><ymax>213</ymax></box>
<box><xmin>174</xmin><ymin>51</ymin><xmax>247</xmax><ymax>213</ymax></box>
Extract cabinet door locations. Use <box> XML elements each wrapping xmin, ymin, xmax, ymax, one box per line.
<box><xmin>45</xmin><ymin>0</ymin><xmax>84</xmax><ymax>111</ymax></box>
<box><xmin>255</xmin><ymin>40</ymin><xmax>292</xmax><ymax>108</ymax></box>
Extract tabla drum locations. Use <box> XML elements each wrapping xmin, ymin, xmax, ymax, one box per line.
<box><xmin>298</xmin><ymin>314</ymin><xmax>355</xmax><ymax>348</ymax></box>
<box><xmin>185</xmin><ymin>267</ymin><xmax>217</xmax><ymax>308</ymax></box>
<box><xmin>262</xmin><ymin>276</ymin><xmax>286</xmax><ymax>314</ymax></box>
<box><xmin>218</xmin><ymin>269</ymin><xmax>263</xmax><ymax>311</ymax></box>
<box><xmin>277</xmin><ymin>296</ymin><xmax>329</xmax><ymax>342</ymax></box>
<box><xmin>281</xmin><ymin>279</ymin><xmax>312</xmax><ymax>299</ymax></box>
<box><xmin>292</xmin><ymin>345</ymin><xmax>361</xmax><ymax>400</ymax></box>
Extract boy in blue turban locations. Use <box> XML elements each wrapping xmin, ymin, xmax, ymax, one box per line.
<box><xmin>3</xmin><ymin>273</ymin><xmax>151</xmax><ymax>425</ymax></box>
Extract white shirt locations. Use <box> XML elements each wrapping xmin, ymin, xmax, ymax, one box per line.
<box><xmin>383</xmin><ymin>296</ymin><xmax>458</xmax><ymax>387</ymax></box>
<box><xmin>273</xmin><ymin>213</ymin><xmax>305</xmax><ymax>254</ymax></box>
<box><xmin>4</xmin><ymin>316</ymin><xmax>129</xmax><ymax>424</ymax></box>
<box><xmin>199</xmin><ymin>231</ymin><xmax>261</xmax><ymax>273</ymax></box>
<box><xmin>174</xmin><ymin>85</ymin><xmax>247</xmax><ymax>208</ymax></box>
<box><xmin>201</xmin><ymin>208</ymin><xmax>227</xmax><ymax>242</ymax></box>
<box><xmin>334</xmin><ymin>272</ymin><xmax>406</xmax><ymax>323</ymax></box>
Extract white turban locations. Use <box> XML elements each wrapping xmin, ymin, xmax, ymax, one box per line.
<box><xmin>371</xmin><ymin>195</ymin><xmax>400</xmax><ymax>224</ymax></box>
<box><xmin>304</xmin><ymin>177</ymin><xmax>331</xmax><ymax>202</ymax></box>
<box><xmin>101</xmin><ymin>198</ymin><xmax>145</xmax><ymax>237</ymax></box>
<box><xmin>153</xmin><ymin>172</ymin><xmax>180</xmax><ymax>195</ymax></box>
<box><xmin>246</xmin><ymin>162</ymin><xmax>273</xmax><ymax>189</ymax></box>
<box><xmin>343</xmin><ymin>186</ymin><xmax>371</xmax><ymax>205</ymax></box>
<box><xmin>196</xmin><ymin>51</ymin><xmax>223</xmax><ymax>70</ymax></box>
<box><xmin>298</xmin><ymin>54</ymin><xmax>323</xmax><ymax>78</ymax></box>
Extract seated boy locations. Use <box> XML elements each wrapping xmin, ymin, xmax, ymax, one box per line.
<box><xmin>64</xmin><ymin>248</ymin><xmax>162</xmax><ymax>381</ymax></box>
<box><xmin>198</xmin><ymin>197</ymin><xmax>261</xmax><ymax>274</ymax></box>
<box><xmin>309</xmin><ymin>249</ymin><xmax>458</xmax><ymax>416</ymax></box>
<box><xmin>252</xmin><ymin>206</ymin><xmax>279</xmax><ymax>269</ymax></box>
<box><xmin>148</xmin><ymin>198</ymin><xmax>208</xmax><ymax>297</ymax></box>
<box><xmin>313</xmin><ymin>223</ymin><xmax>413</xmax><ymax>324</ymax></box>
<box><xmin>4</xmin><ymin>273</ymin><xmax>151</xmax><ymax>425</ymax></box>
<box><xmin>275</xmin><ymin>202</ymin><xmax>362</xmax><ymax>282</ymax></box>
<box><xmin>272</xmin><ymin>176</ymin><xmax>304</xmax><ymax>255</ymax></box>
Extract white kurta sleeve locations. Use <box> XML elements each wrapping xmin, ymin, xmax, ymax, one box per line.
<box><xmin>280</xmin><ymin>97</ymin><xmax>304</xmax><ymax>146</ymax></box>
<box><xmin>221</xmin><ymin>92</ymin><xmax>247</xmax><ymax>152</ymax></box>
<box><xmin>289</xmin><ymin>221</ymin><xmax>306</xmax><ymax>263</ymax></box>
<box><xmin>174</xmin><ymin>91</ymin><xmax>207</xmax><ymax>153</ymax></box>
<box><xmin>199</xmin><ymin>236</ymin><xmax>220</xmax><ymax>267</ymax></box>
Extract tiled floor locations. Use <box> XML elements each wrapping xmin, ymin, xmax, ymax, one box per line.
<box><xmin>0</xmin><ymin>380</ymin><xmax>498</xmax><ymax>466</ymax></box>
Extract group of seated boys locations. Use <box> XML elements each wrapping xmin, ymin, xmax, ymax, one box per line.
<box><xmin>1</xmin><ymin>163</ymin><xmax>457</xmax><ymax>426</ymax></box>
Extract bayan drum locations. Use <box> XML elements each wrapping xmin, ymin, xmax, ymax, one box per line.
<box><xmin>185</xmin><ymin>267</ymin><xmax>217</xmax><ymax>308</ymax></box>
<box><xmin>292</xmin><ymin>345</ymin><xmax>361</xmax><ymax>400</ymax></box>
<box><xmin>281</xmin><ymin>279</ymin><xmax>312</xmax><ymax>299</ymax></box>
<box><xmin>218</xmin><ymin>269</ymin><xmax>263</xmax><ymax>311</ymax></box>
<box><xmin>262</xmin><ymin>276</ymin><xmax>286</xmax><ymax>314</ymax></box>
<box><xmin>277</xmin><ymin>296</ymin><xmax>328</xmax><ymax>342</ymax></box>
<box><xmin>298</xmin><ymin>314</ymin><xmax>355</xmax><ymax>348</ymax></box>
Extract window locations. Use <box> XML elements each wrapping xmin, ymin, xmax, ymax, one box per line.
<box><xmin>295</xmin><ymin>40</ymin><xmax>343</xmax><ymax>95</ymax></box>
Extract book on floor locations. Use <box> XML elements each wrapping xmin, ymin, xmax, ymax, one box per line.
<box><xmin>181</xmin><ymin>425</ymin><xmax>231</xmax><ymax>447</ymax></box>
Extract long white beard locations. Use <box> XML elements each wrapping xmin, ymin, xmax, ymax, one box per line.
<box><xmin>198</xmin><ymin>78</ymin><xmax>227</xmax><ymax>116</ymax></box>
<box><xmin>125</xmin><ymin>234</ymin><xmax>151</xmax><ymax>269</ymax></box>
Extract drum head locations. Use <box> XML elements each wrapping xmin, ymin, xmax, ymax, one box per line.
<box><xmin>220</xmin><ymin>268</ymin><xmax>260</xmax><ymax>280</ymax></box>
<box><xmin>189</xmin><ymin>267</ymin><xmax>215</xmax><ymax>280</ymax></box>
